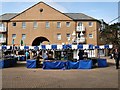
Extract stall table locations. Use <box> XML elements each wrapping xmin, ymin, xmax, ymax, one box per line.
<box><xmin>79</xmin><ymin>60</ymin><xmax>93</xmax><ymax>69</ymax></box>
<box><xmin>43</xmin><ymin>60</ymin><xmax>67</xmax><ymax>69</ymax></box>
<box><xmin>97</xmin><ymin>59</ymin><xmax>107</xmax><ymax>67</ymax></box>
<box><xmin>26</xmin><ymin>59</ymin><xmax>37</xmax><ymax>68</ymax></box>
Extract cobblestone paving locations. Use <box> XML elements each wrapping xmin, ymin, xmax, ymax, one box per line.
<box><xmin>1</xmin><ymin>57</ymin><xmax>119</xmax><ymax>88</ymax></box>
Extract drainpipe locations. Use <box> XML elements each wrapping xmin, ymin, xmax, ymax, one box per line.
<box><xmin>6</xmin><ymin>21</ymin><xmax>8</xmax><ymax>45</ymax></box>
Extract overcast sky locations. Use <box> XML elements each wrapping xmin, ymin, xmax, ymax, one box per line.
<box><xmin>0</xmin><ymin>1</ymin><xmax>119</xmax><ymax>24</ymax></box>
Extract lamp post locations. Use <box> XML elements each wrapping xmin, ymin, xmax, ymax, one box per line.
<box><xmin>12</xmin><ymin>39</ymin><xmax>15</xmax><ymax>54</ymax></box>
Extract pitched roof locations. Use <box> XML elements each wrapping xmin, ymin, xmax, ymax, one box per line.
<box><xmin>64</xmin><ymin>13</ymin><xmax>97</xmax><ymax>21</ymax></box>
<box><xmin>0</xmin><ymin>13</ymin><xmax>18</xmax><ymax>21</ymax></box>
<box><xmin>0</xmin><ymin>13</ymin><xmax>99</xmax><ymax>21</ymax></box>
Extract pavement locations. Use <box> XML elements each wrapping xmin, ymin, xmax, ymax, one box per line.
<box><xmin>1</xmin><ymin>57</ymin><xmax>120</xmax><ymax>89</ymax></box>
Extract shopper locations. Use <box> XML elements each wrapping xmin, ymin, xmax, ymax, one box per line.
<box><xmin>113</xmin><ymin>48</ymin><xmax>120</xmax><ymax>69</ymax></box>
<box><xmin>78</xmin><ymin>50</ymin><xmax>84</xmax><ymax>60</ymax></box>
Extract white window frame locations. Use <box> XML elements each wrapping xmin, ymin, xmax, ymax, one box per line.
<box><xmin>66</xmin><ymin>22</ymin><xmax>70</xmax><ymax>27</ymax></box>
<box><xmin>22</xmin><ymin>22</ymin><xmax>26</xmax><ymax>29</ymax></box>
<box><xmin>22</xmin><ymin>34</ymin><xmax>26</xmax><ymax>40</ymax></box>
<box><xmin>78</xmin><ymin>22</ymin><xmax>82</xmax><ymax>26</ymax></box>
<box><xmin>0</xmin><ymin>23</ymin><xmax>4</xmax><ymax>27</ymax></box>
<box><xmin>89</xmin><ymin>34</ymin><xmax>93</xmax><ymax>38</ymax></box>
<box><xmin>33</xmin><ymin>21</ymin><xmax>37</xmax><ymax>29</ymax></box>
<box><xmin>88</xmin><ymin>22</ymin><xmax>93</xmax><ymax>27</ymax></box>
<box><xmin>57</xmin><ymin>33</ymin><xmax>61</xmax><ymax>40</ymax></box>
<box><xmin>0</xmin><ymin>34</ymin><xmax>3</xmax><ymax>38</ymax></box>
<box><xmin>57</xmin><ymin>22</ymin><xmax>61</xmax><ymax>28</ymax></box>
<box><xmin>12</xmin><ymin>34</ymin><xmax>16</xmax><ymax>39</ymax></box>
<box><xmin>66</xmin><ymin>33</ymin><xmax>71</xmax><ymax>40</ymax></box>
<box><xmin>46</xmin><ymin>21</ymin><xmax>50</xmax><ymax>28</ymax></box>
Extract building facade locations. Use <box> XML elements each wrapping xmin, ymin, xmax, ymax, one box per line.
<box><xmin>0</xmin><ymin>2</ymin><xmax>105</xmax><ymax>46</ymax></box>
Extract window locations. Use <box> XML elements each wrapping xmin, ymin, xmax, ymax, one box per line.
<box><xmin>46</xmin><ymin>21</ymin><xmax>50</xmax><ymax>28</ymax></box>
<box><xmin>33</xmin><ymin>21</ymin><xmax>37</xmax><ymax>29</ymax></box>
<box><xmin>0</xmin><ymin>23</ymin><xmax>3</xmax><ymax>27</ymax></box>
<box><xmin>78</xmin><ymin>22</ymin><xmax>82</xmax><ymax>26</ymax></box>
<box><xmin>13</xmin><ymin>22</ymin><xmax>16</xmax><ymax>26</ymax></box>
<box><xmin>89</xmin><ymin>34</ymin><xmax>93</xmax><ymax>38</ymax></box>
<box><xmin>12</xmin><ymin>34</ymin><xmax>16</xmax><ymax>39</ymax></box>
<box><xmin>66</xmin><ymin>22</ymin><xmax>70</xmax><ymax>27</ymax></box>
<box><xmin>57</xmin><ymin>33</ymin><xmax>61</xmax><ymax>40</ymax></box>
<box><xmin>57</xmin><ymin>22</ymin><xmax>61</xmax><ymax>28</ymax></box>
<box><xmin>0</xmin><ymin>34</ymin><xmax>3</xmax><ymax>38</ymax></box>
<box><xmin>22</xmin><ymin>34</ymin><xmax>26</xmax><ymax>40</ymax></box>
<box><xmin>0</xmin><ymin>23</ymin><xmax>2</xmax><ymax>27</ymax></box>
<box><xmin>66</xmin><ymin>33</ymin><xmax>70</xmax><ymax>40</ymax></box>
<box><xmin>22</xmin><ymin>22</ymin><xmax>26</xmax><ymax>29</ymax></box>
<box><xmin>88</xmin><ymin>22</ymin><xmax>93</xmax><ymax>27</ymax></box>
<box><xmin>100</xmin><ymin>38</ymin><xmax>103</xmax><ymax>41</ymax></box>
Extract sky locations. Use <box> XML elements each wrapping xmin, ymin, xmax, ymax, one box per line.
<box><xmin>0</xmin><ymin>1</ymin><xmax>119</xmax><ymax>24</ymax></box>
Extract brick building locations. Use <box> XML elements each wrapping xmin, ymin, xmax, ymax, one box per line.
<box><xmin>0</xmin><ymin>2</ymin><xmax>105</xmax><ymax>46</ymax></box>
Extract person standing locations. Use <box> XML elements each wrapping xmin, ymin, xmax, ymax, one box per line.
<box><xmin>42</xmin><ymin>50</ymin><xmax>48</xmax><ymax>60</ymax></box>
<box><xmin>25</xmin><ymin>50</ymin><xmax>29</xmax><ymax>60</ymax></box>
<box><xmin>113</xmin><ymin>48</ymin><xmax>120</xmax><ymax>69</ymax></box>
<box><xmin>78</xmin><ymin>50</ymin><xmax>84</xmax><ymax>60</ymax></box>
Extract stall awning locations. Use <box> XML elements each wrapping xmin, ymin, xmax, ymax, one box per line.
<box><xmin>0</xmin><ymin>44</ymin><xmax>113</xmax><ymax>50</ymax></box>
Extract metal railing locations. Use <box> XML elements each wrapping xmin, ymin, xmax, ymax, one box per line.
<box><xmin>76</xmin><ymin>26</ymin><xmax>85</xmax><ymax>32</ymax></box>
<box><xmin>0</xmin><ymin>27</ymin><xmax>7</xmax><ymax>32</ymax></box>
<box><xmin>0</xmin><ymin>38</ymin><xmax>6</xmax><ymax>43</ymax></box>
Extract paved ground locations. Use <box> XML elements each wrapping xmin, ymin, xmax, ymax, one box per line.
<box><xmin>1</xmin><ymin>57</ymin><xmax>119</xmax><ymax>89</ymax></box>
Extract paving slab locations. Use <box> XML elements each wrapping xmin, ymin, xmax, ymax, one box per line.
<box><xmin>1</xmin><ymin>57</ymin><xmax>119</xmax><ymax>89</ymax></box>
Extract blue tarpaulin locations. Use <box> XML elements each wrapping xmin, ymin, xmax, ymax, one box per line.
<box><xmin>19</xmin><ymin>56</ymin><xmax>25</xmax><ymax>61</ymax></box>
<box><xmin>24</xmin><ymin>46</ymin><xmax>29</xmax><ymax>49</ymax></box>
<box><xmin>89</xmin><ymin>44</ymin><xmax>94</xmax><ymax>49</ymax></box>
<box><xmin>52</xmin><ymin>45</ymin><xmax>57</xmax><ymax>49</ymax></box>
<box><xmin>43</xmin><ymin>61</ymin><xmax>66</xmax><ymax>69</ymax></box>
<box><xmin>95</xmin><ymin>46</ymin><xmax>100</xmax><ymax>49</ymax></box>
<box><xmin>3</xmin><ymin>60</ymin><xmax>10</xmax><ymax>68</ymax></box>
<box><xmin>2</xmin><ymin>46</ymin><xmax>7</xmax><ymax>49</ymax></box>
<box><xmin>77</xmin><ymin>44</ymin><xmax>83</xmax><ymax>49</ymax></box>
<box><xmin>10</xmin><ymin>59</ymin><xmax>17</xmax><ymax>66</ymax></box>
<box><xmin>34</xmin><ymin>46</ymin><xmax>39</xmax><ymax>50</ymax></box>
<box><xmin>0</xmin><ymin>60</ymin><xmax>4</xmax><ymax>68</ymax></box>
<box><xmin>0</xmin><ymin>59</ymin><xmax>17</xmax><ymax>68</ymax></box>
<box><xmin>79</xmin><ymin>60</ymin><xmax>93</xmax><ymax>69</ymax></box>
<box><xmin>26</xmin><ymin>59</ymin><xmax>36</xmax><ymax>68</ymax></box>
<box><xmin>67</xmin><ymin>44</ymin><xmax>72</xmax><ymax>49</ymax></box>
<box><xmin>66</xmin><ymin>61</ymin><xmax>79</xmax><ymax>69</ymax></box>
<box><xmin>41</xmin><ymin>45</ymin><xmax>46</xmax><ymax>49</ymax></box>
<box><xmin>63</xmin><ymin>45</ymin><xmax>67</xmax><ymax>49</ymax></box>
<box><xmin>104</xmin><ymin>45</ymin><xmax>109</xmax><ymax>49</ymax></box>
<box><xmin>97</xmin><ymin>59</ymin><xmax>107</xmax><ymax>67</ymax></box>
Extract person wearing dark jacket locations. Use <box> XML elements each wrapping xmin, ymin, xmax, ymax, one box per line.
<box><xmin>113</xmin><ymin>48</ymin><xmax>120</xmax><ymax>69</ymax></box>
<box><xmin>78</xmin><ymin>50</ymin><xmax>84</xmax><ymax>60</ymax></box>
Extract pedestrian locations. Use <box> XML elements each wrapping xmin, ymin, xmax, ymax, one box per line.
<box><xmin>78</xmin><ymin>50</ymin><xmax>84</xmax><ymax>60</ymax></box>
<box><xmin>48</xmin><ymin>50</ymin><xmax>54</xmax><ymax>60</ymax></box>
<box><xmin>42</xmin><ymin>50</ymin><xmax>48</xmax><ymax>60</ymax></box>
<box><xmin>113</xmin><ymin>48</ymin><xmax>120</xmax><ymax>69</ymax></box>
<box><xmin>83</xmin><ymin>52</ymin><xmax>88</xmax><ymax>60</ymax></box>
<box><xmin>25</xmin><ymin>50</ymin><xmax>29</xmax><ymax>60</ymax></box>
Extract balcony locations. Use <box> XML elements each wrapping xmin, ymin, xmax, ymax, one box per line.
<box><xmin>0</xmin><ymin>38</ymin><xmax>6</xmax><ymax>43</ymax></box>
<box><xmin>76</xmin><ymin>26</ymin><xmax>85</xmax><ymax>32</ymax></box>
<box><xmin>0</xmin><ymin>27</ymin><xmax>7</xmax><ymax>32</ymax></box>
<box><xmin>77</xmin><ymin>37</ymin><xmax>86</xmax><ymax>43</ymax></box>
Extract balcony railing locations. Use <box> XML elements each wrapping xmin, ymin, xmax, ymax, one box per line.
<box><xmin>76</xmin><ymin>26</ymin><xmax>85</xmax><ymax>32</ymax></box>
<box><xmin>0</xmin><ymin>38</ymin><xmax>6</xmax><ymax>43</ymax></box>
<box><xmin>77</xmin><ymin>37</ymin><xmax>86</xmax><ymax>43</ymax></box>
<box><xmin>0</xmin><ymin>27</ymin><xmax>7</xmax><ymax>32</ymax></box>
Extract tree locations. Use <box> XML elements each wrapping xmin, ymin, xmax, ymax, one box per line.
<box><xmin>100</xmin><ymin>22</ymin><xmax>120</xmax><ymax>49</ymax></box>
